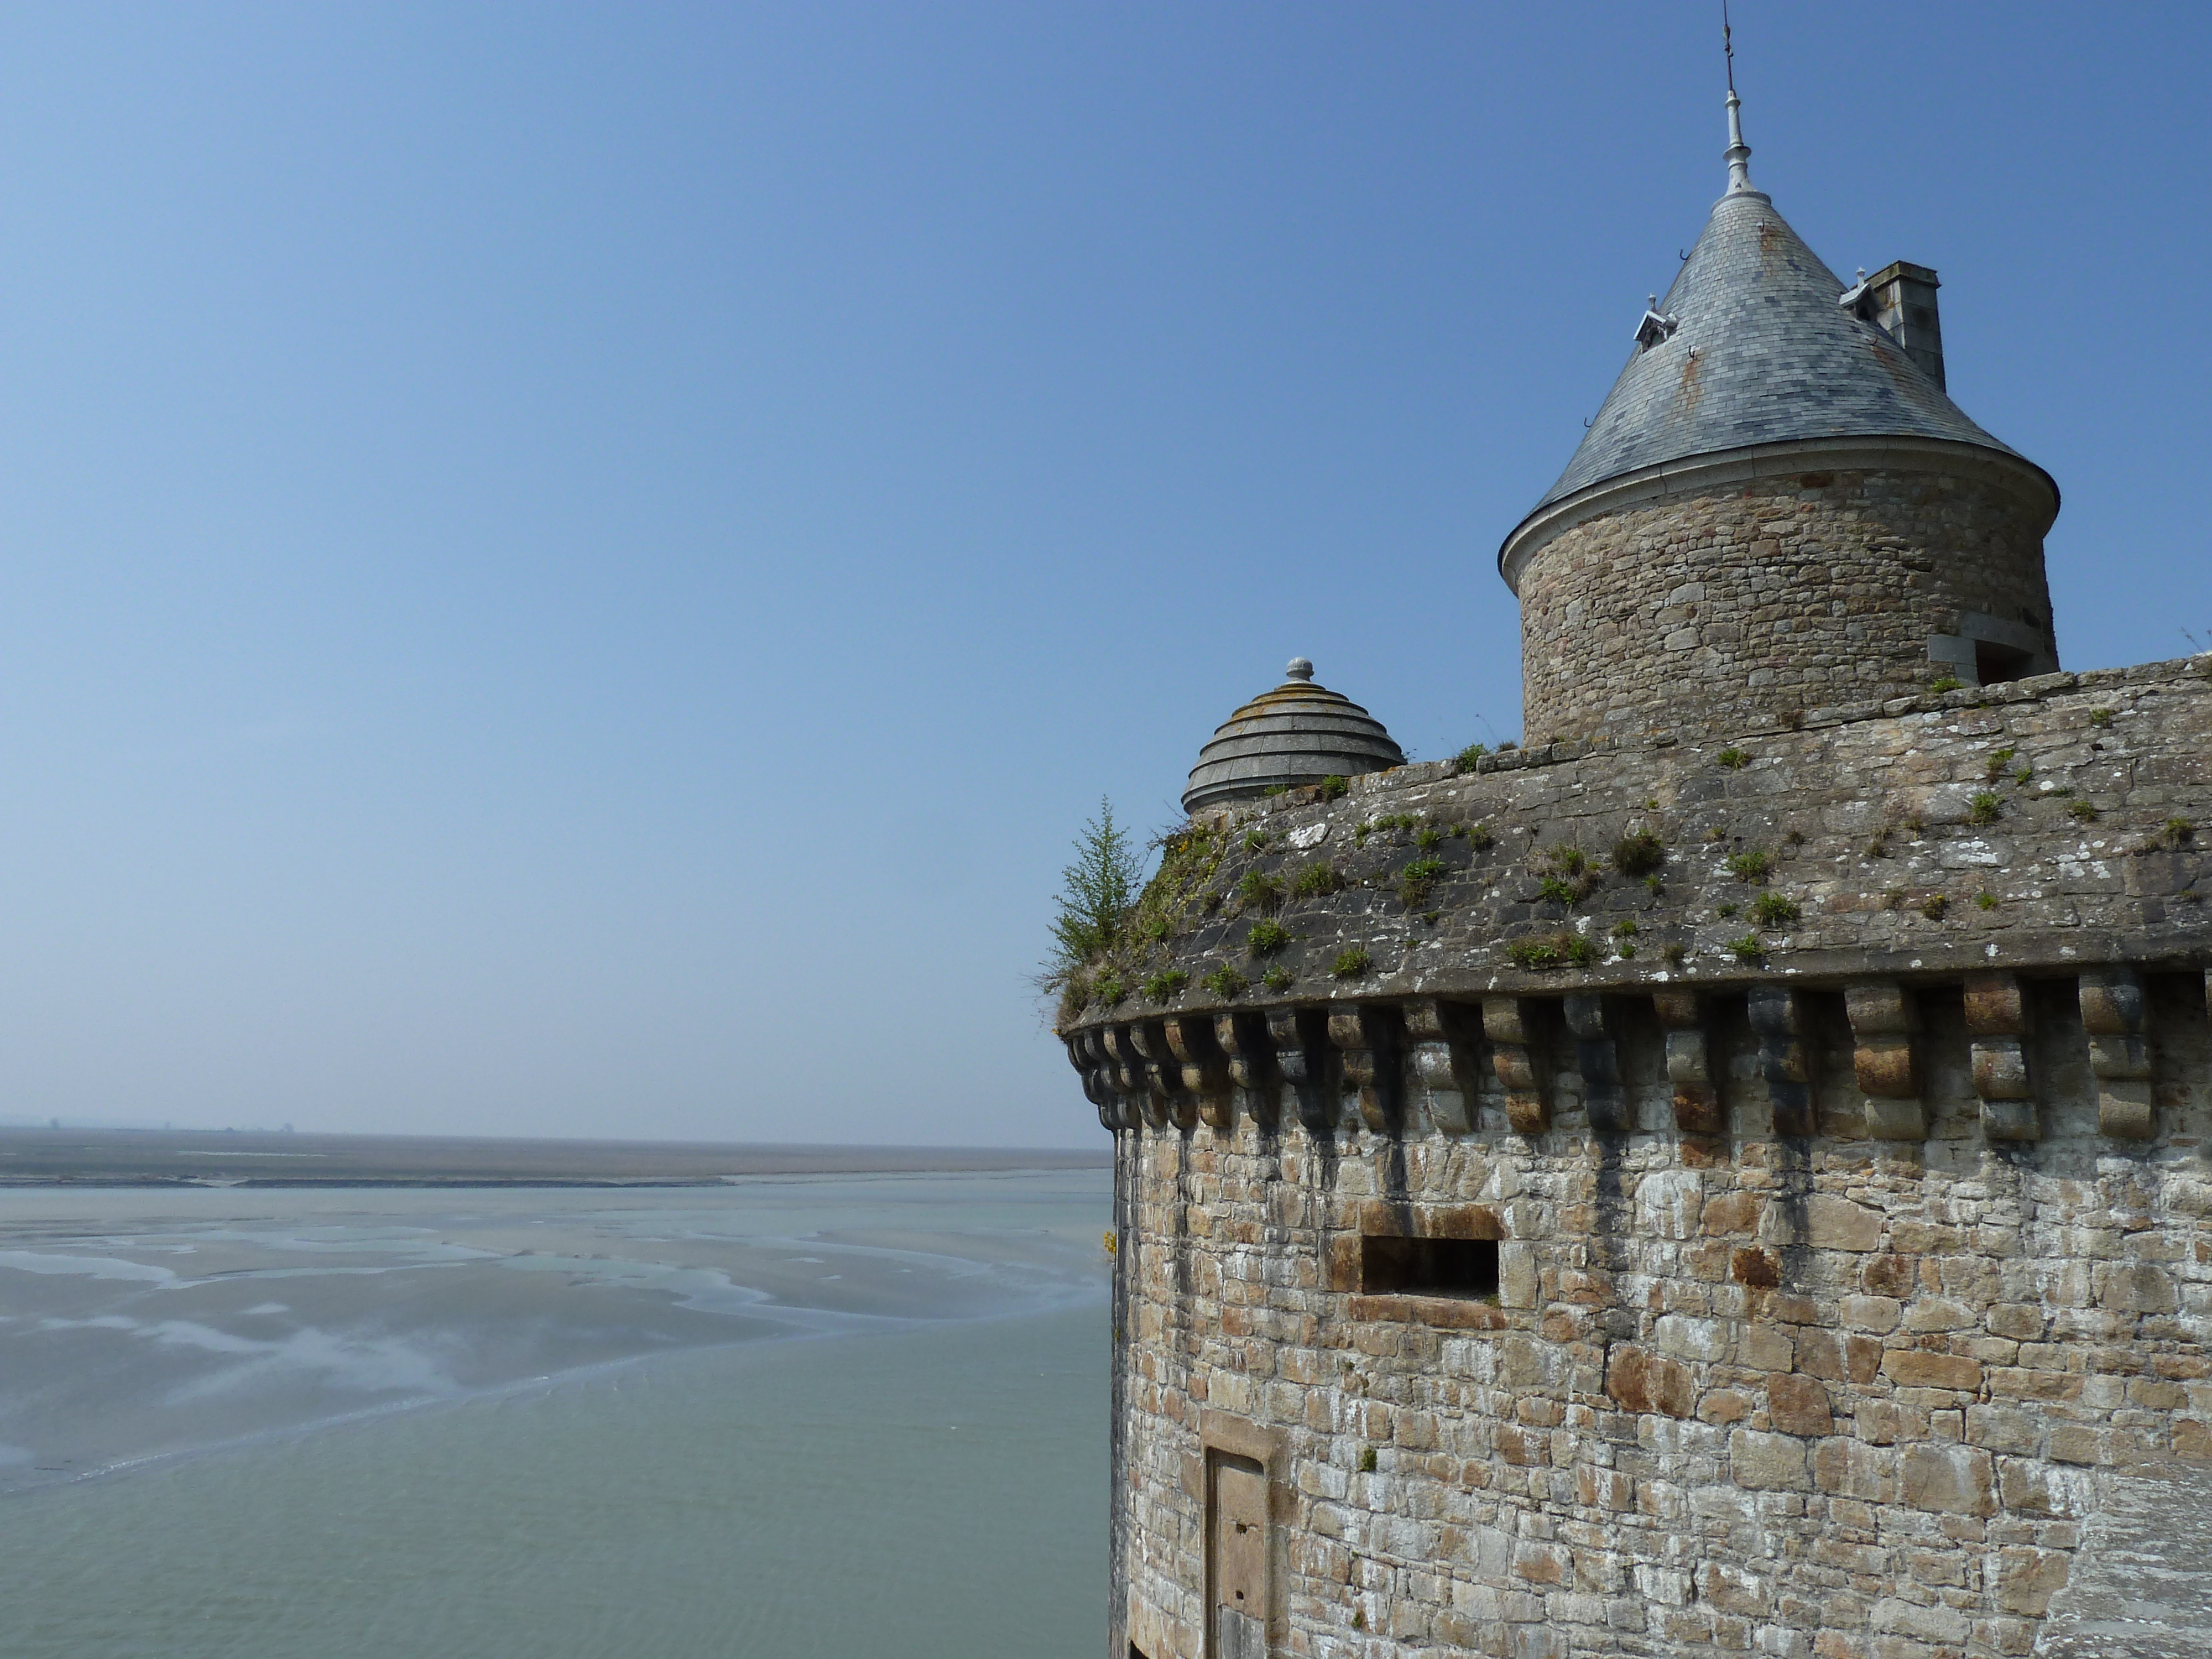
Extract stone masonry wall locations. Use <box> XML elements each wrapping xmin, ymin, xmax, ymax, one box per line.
<box><xmin>1110</xmin><ymin>984</ymin><xmax>2212</xmax><ymax>1659</ymax></box>
<box><xmin>1515</xmin><ymin>467</ymin><xmax>2056</xmax><ymax>746</ymax></box>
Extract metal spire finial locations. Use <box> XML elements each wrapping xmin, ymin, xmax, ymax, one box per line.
<box><xmin>1721</xmin><ymin>1</ymin><xmax>1755</xmax><ymax>194</ymax></box>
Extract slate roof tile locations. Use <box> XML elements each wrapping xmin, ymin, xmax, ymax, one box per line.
<box><xmin>1533</xmin><ymin>189</ymin><xmax>2024</xmax><ymax>513</ymax></box>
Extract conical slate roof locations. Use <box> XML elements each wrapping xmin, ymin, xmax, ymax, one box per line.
<box><xmin>1181</xmin><ymin>659</ymin><xmax>1405</xmax><ymax>815</ymax></box>
<box><xmin>1527</xmin><ymin>186</ymin><xmax>2025</xmax><ymax>518</ymax></box>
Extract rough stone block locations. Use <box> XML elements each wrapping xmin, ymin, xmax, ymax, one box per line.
<box><xmin>1654</xmin><ymin>1313</ymin><xmax>1731</xmax><ymax>1363</ymax></box>
<box><xmin>1900</xmin><ymin>1443</ymin><xmax>1996</xmax><ymax>1516</ymax></box>
<box><xmin>1882</xmin><ymin>1351</ymin><xmax>1983</xmax><ymax>1391</ymax></box>
<box><xmin>1871</xmin><ymin>1597</ymin><xmax>1969</xmax><ymax>1644</ymax></box>
<box><xmin>1635</xmin><ymin>1170</ymin><xmax>1704</xmax><ymax>1240</ymax></box>
<box><xmin>1813</xmin><ymin>1437</ymin><xmax>1898</xmax><ymax>1503</ymax></box>
<box><xmin>1864</xmin><ymin>1096</ymin><xmax>1927</xmax><ymax>1141</ymax></box>
<box><xmin>1994</xmin><ymin>1547</ymin><xmax>2069</xmax><ymax>1616</ymax></box>
<box><xmin>1499</xmin><ymin>1241</ymin><xmax>1540</xmax><ymax>1310</ymax></box>
<box><xmin>1766</xmin><ymin>1372</ymin><xmax>1834</xmax><ymax>1437</ymax></box>
<box><xmin>1804</xmin><ymin>1193</ymin><xmax>1884</xmax><ymax>1252</ymax></box>
<box><xmin>1730</xmin><ymin>1428</ymin><xmax>1810</xmax><ymax>1491</ymax></box>
<box><xmin>2098</xmin><ymin>1077</ymin><xmax>2156</xmax><ymax>1140</ymax></box>
<box><xmin>2098</xmin><ymin>1261</ymin><xmax>2177</xmax><ymax>1314</ymax></box>
<box><xmin>1606</xmin><ymin>1345</ymin><xmax>1695</xmax><ymax>1420</ymax></box>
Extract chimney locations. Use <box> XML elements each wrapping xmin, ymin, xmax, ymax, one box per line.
<box><xmin>1841</xmin><ymin>260</ymin><xmax>1945</xmax><ymax>390</ymax></box>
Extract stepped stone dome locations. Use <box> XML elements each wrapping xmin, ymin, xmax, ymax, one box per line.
<box><xmin>1181</xmin><ymin>659</ymin><xmax>1405</xmax><ymax>815</ymax></box>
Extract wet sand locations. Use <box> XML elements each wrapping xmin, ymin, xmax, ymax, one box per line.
<box><xmin>0</xmin><ymin>1167</ymin><xmax>1110</xmax><ymax>1494</ymax></box>
<box><xmin>0</xmin><ymin>1126</ymin><xmax>1107</xmax><ymax>1186</ymax></box>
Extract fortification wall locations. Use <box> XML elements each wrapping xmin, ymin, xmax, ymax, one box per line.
<box><xmin>1511</xmin><ymin>462</ymin><xmax>2057</xmax><ymax>745</ymax></box>
<box><xmin>1067</xmin><ymin>658</ymin><xmax>2212</xmax><ymax>1659</ymax></box>
<box><xmin>1110</xmin><ymin>998</ymin><xmax>2212</xmax><ymax>1659</ymax></box>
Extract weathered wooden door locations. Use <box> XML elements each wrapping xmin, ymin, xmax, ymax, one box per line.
<box><xmin>1209</xmin><ymin>1453</ymin><xmax>1267</xmax><ymax>1659</ymax></box>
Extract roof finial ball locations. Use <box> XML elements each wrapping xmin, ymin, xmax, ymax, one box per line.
<box><xmin>1285</xmin><ymin>656</ymin><xmax>1314</xmax><ymax>681</ymax></box>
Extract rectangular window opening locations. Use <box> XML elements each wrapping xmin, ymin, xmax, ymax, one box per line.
<box><xmin>1975</xmin><ymin>639</ymin><xmax>2033</xmax><ymax>686</ymax></box>
<box><xmin>1359</xmin><ymin>1235</ymin><xmax>1499</xmax><ymax>1299</ymax></box>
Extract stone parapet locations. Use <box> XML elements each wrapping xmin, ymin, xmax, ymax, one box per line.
<box><xmin>1062</xmin><ymin>654</ymin><xmax>2212</xmax><ymax>1046</ymax></box>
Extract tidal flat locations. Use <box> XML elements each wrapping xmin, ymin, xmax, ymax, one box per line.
<box><xmin>0</xmin><ymin>1163</ymin><xmax>1112</xmax><ymax>1658</ymax></box>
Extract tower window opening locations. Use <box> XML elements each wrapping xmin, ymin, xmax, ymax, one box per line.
<box><xmin>1975</xmin><ymin>640</ymin><xmax>2034</xmax><ymax>686</ymax></box>
<box><xmin>1359</xmin><ymin>1235</ymin><xmax>1499</xmax><ymax>1299</ymax></box>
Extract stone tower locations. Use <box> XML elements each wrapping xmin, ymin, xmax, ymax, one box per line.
<box><xmin>1060</xmin><ymin>82</ymin><xmax>2212</xmax><ymax>1659</ymax></box>
<box><xmin>1502</xmin><ymin>91</ymin><xmax>2060</xmax><ymax>745</ymax></box>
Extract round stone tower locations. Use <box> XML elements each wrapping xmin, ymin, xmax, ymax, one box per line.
<box><xmin>1499</xmin><ymin>92</ymin><xmax>2060</xmax><ymax>744</ymax></box>
<box><xmin>1181</xmin><ymin>658</ymin><xmax>1404</xmax><ymax>814</ymax></box>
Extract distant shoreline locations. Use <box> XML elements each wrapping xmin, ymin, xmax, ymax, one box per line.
<box><xmin>0</xmin><ymin>1125</ymin><xmax>1109</xmax><ymax>1187</ymax></box>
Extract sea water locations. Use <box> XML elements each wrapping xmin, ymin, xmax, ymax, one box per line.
<box><xmin>0</xmin><ymin>1168</ymin><xmax>1112</xmax><ymax>1658</ymax></box>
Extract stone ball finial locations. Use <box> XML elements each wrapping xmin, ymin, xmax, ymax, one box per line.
<box><xmin>1285</xmin><ymin>657</ymin><xmax>1314</xmax><ymax>681</ymax></box>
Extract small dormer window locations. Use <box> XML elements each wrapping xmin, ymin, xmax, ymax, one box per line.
<box><xmin>1635</xmin><ymin>295</ymin><xmax>1679</xmax><ymax>350</ymax></box>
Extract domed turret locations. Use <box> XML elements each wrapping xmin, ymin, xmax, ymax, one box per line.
<box><xmin>1499</xmin><ymin>89</ymin><xmax>2060</xmax><ymax>743</ymax></box>
<box><xmin>1181</xmin><ymin>659</ymin><xmax>1405</xmax><ymax>815</ymax></box>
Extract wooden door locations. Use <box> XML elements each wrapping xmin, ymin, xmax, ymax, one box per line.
<box><xmin>1209</xmin><ymin>1454</ymin><xmax>1267</xmax><ymax>1659</ymax></box>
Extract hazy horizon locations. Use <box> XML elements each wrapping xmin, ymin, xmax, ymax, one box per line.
<box><xmin>0</xmin><ymin>3</ymin><xmax>2203</xmax><ymax>1146</ymax></box>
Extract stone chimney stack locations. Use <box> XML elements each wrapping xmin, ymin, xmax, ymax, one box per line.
<box><xmin>1844</xmin><ymin>260</ymin><xmax>1945</xmax><ymax>389</ymax></box>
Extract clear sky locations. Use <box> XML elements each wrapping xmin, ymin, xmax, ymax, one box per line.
<box><xmin>0</xmin><ymin>3</ymin><xmax>2203</xmax><ymax>1146</ymax></box>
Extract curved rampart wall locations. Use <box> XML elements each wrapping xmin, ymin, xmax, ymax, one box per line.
<box><xmin>1070</xmin><ymin>659</ymin><xmax>2212</xmax><ymax>1659</ymax></box>
<box><xmin>1109</xmin><ymin>1004</ymin><xmax>2211</xmax><ymax>1659</ymax></box>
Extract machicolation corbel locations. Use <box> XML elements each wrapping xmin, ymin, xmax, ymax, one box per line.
<box><xmin>2079</xmin><ymin>966</ymin><xmax>2153</xmax><ymax>1139</ymax></box>
<box><xmin>1844</xmin><ymin>980</ymin><xmax>1924</xmax><ymax>1140</ymax></box>
<box><xmin>1563</xmin><ymin>993</ymin><xmax>1630</xmax><ymax>1133</ymax></box>
<box><xmin>1653</xmin><ymin>988</ymin><xmax>1724</xmax><ymax>1134</ymax></box>
<box><xmin>1481</xmin><ymin>997</ymin><xmax>1552</xmax><ymax>1136</ymax></box>
<box><xmin>1964</xmin><ymin>972</ymin><xmax>2038</xmax><ymax>1141</ymax></box>
<box><xmin>1402</xmin><ymin>998</ymin><xmax>1482</xmax><ymax>1135</ymax></box>
<box><xmin>1746</xmin><ymin>986</ymin><xmax>1819</xmax><ymax>1136</ymax></box>
<box><xmin>1264</xmin><ymin>1007</ymin><xmax>1337</xmax><ymax>1138</ymax></box>
<box><xmin>1328</xmin><ymin>1006</ymin><xmax>1405</xmax><ymax>1135</ymax></box>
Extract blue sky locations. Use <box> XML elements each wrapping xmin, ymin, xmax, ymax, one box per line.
<box><xmin>0</xmin><ymin>3</ymin><xmax>2203</xmax><ymax>1144</ymax></box>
